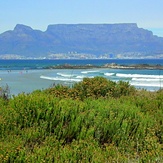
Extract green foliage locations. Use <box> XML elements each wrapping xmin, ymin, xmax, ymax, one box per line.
<box><xmin>45</xmin><ymin>77</ymin><xmax>136</xmax><ymax>100</ymax></box>
<box><xmin>0</xmin><ymin>77</ymin><xmax>163</xmax><ymax>162</ymax></box>
<box><xmin>113</xmin><ymin>80</ymin><xmax>136</xmax><ymax>97</ymax></box>
<box><xmin>73</xmin><ymin>77</ymin><xmax>116</xmax><ymax>99</ymax></box>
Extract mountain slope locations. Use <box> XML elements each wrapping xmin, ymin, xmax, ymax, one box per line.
<box><xmin>0</xmin><ymin>23</ymin><xmax>163</xmax><ymax>58</ymax></box>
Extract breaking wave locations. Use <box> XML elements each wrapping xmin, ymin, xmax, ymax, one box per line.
<box><xmin>57</xmin><ymin>73</ymin><xmax>75</xmax><ymax>78</ymax></box>
<box><xmin>130</xmin><ymin>82</ymin><xmax>163</xmax><ymax>88</ymax></box>
<box><xmin>81</xmin><ymin>70</ymin><xmax>99</xmax><ymax>74</ymax></box>
<box><xmin>40</xmin><ymin>75</ymin><xmax>82</xmax><ymax>82</ymax></box>
<box><xmin>132</xmin><ymin>78</ymin><xmax>163</xmax><ymax>82</ymax></box>
<box><xmin>104</xmin><ymin>73</ymin><xmax>115</xmax><ymax>76</ymax></box>
<box><xmin>116</xmin><ymin>73</ymin><xmax>163</xmax><ymax>79</ymax></box>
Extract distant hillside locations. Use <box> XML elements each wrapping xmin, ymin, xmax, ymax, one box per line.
<box><xmin>0</xmin><ymin>23</ymin><xmax>163</xmax><ymax>58</ymax></box>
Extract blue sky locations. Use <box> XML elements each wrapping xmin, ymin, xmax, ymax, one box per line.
<box><xmin>1</xmin><ymin>0</ymin><xmax>163</xmax><ymax>36</ymax></box>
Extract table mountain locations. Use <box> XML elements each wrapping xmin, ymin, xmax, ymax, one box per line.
<box><xmin>0</xmin><ymin>23</ymin><xmax>163</xmax><ymax>58</ymax></box>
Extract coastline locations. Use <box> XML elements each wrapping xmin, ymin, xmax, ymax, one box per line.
<box><xmin>44</xmin><ymin>63</ymin><xmax>163</xmax><ymax>70</ymax></box>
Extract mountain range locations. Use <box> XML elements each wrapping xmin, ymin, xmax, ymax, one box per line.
<box><xmin>0</xmin><ymin>23</ymin><xmax>163</xmax><ymax>58</ymax></box>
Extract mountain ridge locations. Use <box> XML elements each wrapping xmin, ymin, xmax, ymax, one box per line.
<box><xmin>0</xmin><ymin>23</ymin><xmax>163</xmax><ymax>58</ymax></box>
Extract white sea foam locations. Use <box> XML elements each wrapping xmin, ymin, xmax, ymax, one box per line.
<box><xmin>76</xmin><ymin>75</ymin><xmax>94</xmax><ymax>78</ymax></box>
<box><xmin>89</xmin><ymin>76</ymin><xmax>95</xmax><ymax>78</ymax></box>
<box><xmin>76</xmin><ymin>75</ymin><xmax>85</xmax><ymax>79</ymax></box>
<box><xmin>116</xmin><ymin>73</ymin><xmax>163</xmax><ymax>79</ymax></box>
<box><xmin>104</xmin><ymin>73</ymin><xmax>115</xmax><ymax>76</ymax></box>
<box><xmin>81</xmin><ymin>70</ymin><xmax>99</xmax><ymax>74</ymax></box>
<box><xmin>130</xmin><ymin>82</ymin><xmax>163</xmax><ymax>87</ymax></box>
<box><xmin>40</xmin><ymin>75</ymin><xmax>82</xmax><ymax>82</ymax></box>
<box><xmin>132</xmin><ymin>78</ymin><xmax>163</xmax><ymax>82</ymax></box>
<box><xmin>57</xmin><ymin>72</ymin><xmax>75</xmax><ymax>77</ymax></box>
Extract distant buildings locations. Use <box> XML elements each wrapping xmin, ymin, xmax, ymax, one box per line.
<box><xmin>0</xmin><ymin>52</ymin><xmax>163</xmax><ymax>59</ymax></box>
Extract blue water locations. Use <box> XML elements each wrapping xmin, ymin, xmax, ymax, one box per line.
<box><xmin>0</xmin><ymin>59</ymin><xmax>163</xmax><ymax>95</ymax></box>
<box><xmin>0</xmin><ymin>59</ymin><xmax>163</xmax><ymax>70</ymax></box>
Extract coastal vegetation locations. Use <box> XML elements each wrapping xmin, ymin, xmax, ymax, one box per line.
<box><xmin>0</xmin><ymin>77</ymin><xmax>163</xmax><ymax>162</ymax></box>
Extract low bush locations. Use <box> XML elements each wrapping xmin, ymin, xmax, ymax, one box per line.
<box><xmin>0</xmin><ymin>77</ymin><xmax>162</xmax><ymax>162</ymax></box>
<box><xmin>45</xmin><ymin>77</ymin><xmax>136</xmax><ymax>100</ymax></box>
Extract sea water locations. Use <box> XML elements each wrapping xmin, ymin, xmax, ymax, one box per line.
<box><xmin>0</xmin><ymin>59</ymin><xmax>163</xmax><ymax>95</ymax></box>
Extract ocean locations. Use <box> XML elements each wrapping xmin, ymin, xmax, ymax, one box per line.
<box><xmin>0</xmin><ymin>59</ymin><xmax>163</xmax><ymax>95</ymax></box>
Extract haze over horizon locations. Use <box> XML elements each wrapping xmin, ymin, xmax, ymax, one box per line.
<box><xmin>0</xmin><ymin>0</ymin><xmax>163</xmax><ymax>37</ymax></box>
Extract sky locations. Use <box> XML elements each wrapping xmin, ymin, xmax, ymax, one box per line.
<box><xmin>0</xmin><ymin>0</ymin><xmax>163</xmax><ymax>36</ymax></box>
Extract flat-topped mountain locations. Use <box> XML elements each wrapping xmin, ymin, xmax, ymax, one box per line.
<box><xmin>0</xmin><ymin>23</ymin><xmax>163</xmax><ymax>58</ymax></box>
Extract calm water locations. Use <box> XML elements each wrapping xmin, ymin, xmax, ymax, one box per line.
<box><xmin>0</xmin><ymin>59</ymin><xmax>163</xmax><ymax>70</ymax></box>
<box><xmin>0</xmin><ymin>59</ymin><xmax>163</xmax><ymax>95</ymax></box>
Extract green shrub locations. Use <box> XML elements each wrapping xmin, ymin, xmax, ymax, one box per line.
<box><xmin>44</xmin><ymin>77</ymin><xmax>136</xmax><ymax>100</ymax></box>
<box><xmin>72</xmin><ymin>77</ymin><xmax>116</xmax><ymax>100</ymax></box>
<box><xmin>113</xmin><ymin>81</ymin><xmax>136</xmax><ymax>97</ymax></box>
<box><xmin>0</xmin><ymin>78</ymin><xmax>163</xmax><ymax>162</ymax></box>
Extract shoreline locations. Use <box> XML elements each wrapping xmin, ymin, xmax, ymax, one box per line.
<box><xmin>44</xmin><ymin>63</ymin><xmax>163</xmax><ymax>70</ymax></box>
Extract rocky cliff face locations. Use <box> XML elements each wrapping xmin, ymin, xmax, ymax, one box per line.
<box><xmin>0</xmin><ymin>23</ymin><xmax>163</xmax><ymax>57</ymax></box>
